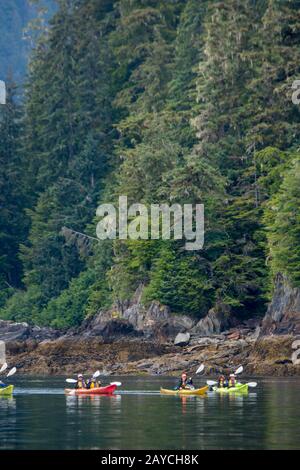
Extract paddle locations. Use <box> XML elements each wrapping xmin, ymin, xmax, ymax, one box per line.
<box><xmin>206</xmin><ymin>380</ymin><xmax>257</xmax><ymax>388</ymax></box>
<box><xmin>206</xmin><ymin>380</ymin><xmax>218</xmax><ymax>386</ymax></box>
<box><xmin>7</xmin><ymin>367</ymin><xmax>16</xmax><ymax>378</ymax></box>
<box><xmin>235</xmin><ymin>366</ymin><xmax>243</xmax><ymax>375</ymax></box>
<box><xmin>0</xmin><ymin>363</ymin><xmax>8</xmax><ymax>374</ymax></box>
<box><xmin>110</xmin><ymin>382</ymin><xmax>122</xmax><ymax>387</ymax></box>
<box><xmin>195</xmin><ymin>364</ymin><xmax>205</xmax><ymax>375</ymax></box>
<box><xmin>66</xmin><ymin>378</ymin><xmax>77</xmax><ymax>384</ymax></box>
<box><xmin>247</xmin><ymin>382</ymin><xmax>257</xmax><ymax>388</ymax></box>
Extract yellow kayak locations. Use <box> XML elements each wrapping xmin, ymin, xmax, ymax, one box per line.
<box><xmin>160</xmin><ymin>386</ymin><xmax>208</xmax><ymax>396</ymax></box>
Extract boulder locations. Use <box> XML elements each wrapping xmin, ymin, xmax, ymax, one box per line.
<box><xmin>174</xmin><ymin>332</ymin><xmax>190</xmax><ymax>346</ymax></box>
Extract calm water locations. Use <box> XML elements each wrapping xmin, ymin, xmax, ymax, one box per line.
<box><xmin>0</xmin><ymin>376</ymin><xmax>299</xmax><ymax>450</ymax></box>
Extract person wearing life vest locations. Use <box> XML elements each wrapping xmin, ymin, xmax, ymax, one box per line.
<box><xmin>95</xmin><ymin>378</ymin><xmax>101</xmax><ymax>388</ymax></box>
<box><xmin>75</xmin><ymin>374</ymin><xmax>86</xmax><ymax>390</ymax></box>
<box><xmin>90</xmin><ymin>378</ymin><xmax>97</xmax><ymax>389</ymax></box>
<box><xmin>218</xmin><ymin>375</ymin><xmax>226</xmax><ymax>388</ymax></box>
<box><xmin>228</xmin><ymin>374</ymin><xmax>236</xmax><ymax>388</ymax></box>
<box><xmin>86</xmin><ymin>378</ymin><xmax>92</xmax><ymax>390</ymax></box>
<box><xmin>175</xmin><ymin>372</ymin><xmax>188</xmax><ymax>390</ymax></box>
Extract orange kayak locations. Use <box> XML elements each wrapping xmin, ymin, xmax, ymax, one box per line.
<box><xmin>65</xmin><ymin>385</ymin><xmax>117</xmax><ymax>396</ymax></box>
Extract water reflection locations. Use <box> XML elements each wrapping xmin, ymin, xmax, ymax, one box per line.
<box><xmin>0</xmin><ymin>377</ymin><xmax>299</xmax><ymax>449</ymax></box>
<box><xmin>0</xmin><ymin>396</ymin><xmax>16</xmax><ymax>409</ymax></box>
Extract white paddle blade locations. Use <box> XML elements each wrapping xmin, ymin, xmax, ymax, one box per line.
<box><xmin>93</xmin><ymin>370</ymin><xmax>101</xmax><ymax>379</ymax></box>
<box><xmin>66</xmin><ymin>378</ymin><xmax>77</xmax><ymax>384</ymax></box>
<box><xmin>206</xmin><ymin>380</ymin><xmax>217</xmax><ymax>386</ymax></box>
<box><xmin>7</xmin><ymin>367</ymin><xmax>16</xmax><ymax>378</ymax></box>
<box><xmin>248</xmin><ymin>382</ymin><xmax>257</xmax><ymax>388</ymax></box>
<box><xmin>235</xmin><ymin>366</ymin><xmax>243</xmax><ymax>375</ymax></box>
<box><xmin>0</xmin><ymin>363</ymin><xmax>8</xmax><ymax>374</ymax></box>
<box><xmin>196</xmin><ymin>364</ymin><xmax>205</xmax><ymax>374</ymax></box>
<box><xmin>110</xmin><ymin>382</ymin><xmax>122</xmax><ymax>387</ymax></box>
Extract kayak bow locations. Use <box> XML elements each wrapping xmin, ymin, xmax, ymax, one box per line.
<box><xmin>160</xmin><ymin>386</ymin><xmax>208</xmax><ymax>396</ymax></box>
<box><xmin>65</xmin><ymin>384</ymin><xmax>117</xmax><ymax>396</ymax></box>
<box><xmin>0</xmin><ymin>385</ymin><xmax>14</xmax><ymax>396</ymax></box>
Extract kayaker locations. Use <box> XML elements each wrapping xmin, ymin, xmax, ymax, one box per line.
<box><xmin>86</xmin><ymin>378</ymin><xmax>92</xmax><ymax>390</ymax></box>
<box><xmin>218</xmin><ymin>375</ymin><xmax>227</xmax><ymax>388</ymax></box>
<box><xmin>75</xmin><ymin>374</ymin><xmax>86</xmax><ymax>390</ymax></box>
<box><xmin>176</xmin><ymin>372</ymin><xmax>188</xmax><ymax>390</ymax></box>
<box><xmin>228</xmin><ymin>374</ymin><xmax>236</xmax><ymax>388</ymax></box>
<box><xmin>95</xmin><ymin>378</ymin><xmax>101</xmax><ymax>388</ymax></box>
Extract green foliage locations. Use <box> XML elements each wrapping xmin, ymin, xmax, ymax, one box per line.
<box><xmin>0</xmin><ymin>286</ymin><xmax>46</xmax><ymax>324</ymax></box>
<box><xmin>0</xmin><ymin>81</ymin><xmax>29</xmax><ymax>294</ymax></box>
<box><xmin>38</xmin><ymin>269</ymin><xmax>100</xmax><ymax>329</ymax></box>
<box><xmin>264</xmin><ymin>156</ymin><xmax>300</xmax><ymax>286</ymax></box>
<box><xmin>144</xmin><ymin>242</ymin><xmax>214</xmax><ymax>316</ymax></box>
<box><xmin>1</xmin><ymin>0</ymin><xmax>300</xmax><ymax>328</ymax></box>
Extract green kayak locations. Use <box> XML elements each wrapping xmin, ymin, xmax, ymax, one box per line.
<box><xmin>213</xmin><ymin>383</ymin><xmax>248</xmax><ymax>393</ymax></box>
<box><xmin>0</xmin><ymin>385</ymin><xmax>14</xmax><ymax>396</ymax></box>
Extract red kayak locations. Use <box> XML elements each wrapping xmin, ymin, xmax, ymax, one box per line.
<box><xmin>65</xmin><ymin>384</ymin><xmax>117</xmax><ymax>396</ymax></box>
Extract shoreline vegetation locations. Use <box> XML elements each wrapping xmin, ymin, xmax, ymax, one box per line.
<box><xmin>1</xmin><ymin>0</ymin><xmax>300</xmax><ymax>365</ymax></box>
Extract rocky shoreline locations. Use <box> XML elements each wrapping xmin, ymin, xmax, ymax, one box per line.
<box><xmin>1</xmin><ymin>274</ymin><xmax>300</xmax><ymax>377</ymax></box>
<box><xmin>1</xmin><ymin>318</ymin><xmax>300</xmax><ymax>377</ymax></box>
<box><xmin>4</xmin><ymin>331</ymin><xmax>299</xmax><ymax>377</ymax></box>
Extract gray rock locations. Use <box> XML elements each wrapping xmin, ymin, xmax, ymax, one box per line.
<box><xmin>194</xmin><ymin>336</ymin><xmax>222</xmax><ymax>346</ymax></box>
<box><xmin>0</xmin><ymin>340</ymin><xmax>5</xmax><ymax>364</ymax></box>
<box><xmin>0</xmin><ymin>320</ymin><xmax>60</xmax><ymax>343</ymax></box>
<box><xmin>192</xmin><ymin>308</ymin><xmax>230</xmax><ymax>336</ymax></box>
<box><xmin>174</xmin><ymin>332</ymin><xmax>190</xmax><ymax>346</ymax></box>
<box><xmin>261</xmin><ymin>274</ymin><xmax>300</xmax><ymax>336</ymax></box>
<box><xmin>0</xmin><ymin>320</ymin><xmax>59</xmax><ymax>343</ymax></box>
<box><xmin>0</xmin><ymin>320</ymin><xmax>30</xmax><ymax>342</ymax></box>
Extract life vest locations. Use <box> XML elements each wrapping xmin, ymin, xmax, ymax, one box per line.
<box><xmin>90</xmin><ymin>382</ymin><xmax>95</xmax><ymax>389</ymax></box>
<box><xmin>229</xmin><ymin>378</ymin><xmax>236</xmax><ymax>388</ymax></box>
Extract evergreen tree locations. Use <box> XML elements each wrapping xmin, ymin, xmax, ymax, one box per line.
<box><xmin>0</xmin><ymin>80</ymin><xmax>28</xmax><ymax>305</ymax></box>
<box><xmin>264</xmin><ymin>155</ymin><xmax>300</xmax><ymax>286</ymax></box>
<box><xmin>1</xmin><ymin>0</ymin><xmax>300</xmax><ymax>327</ymax></box>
